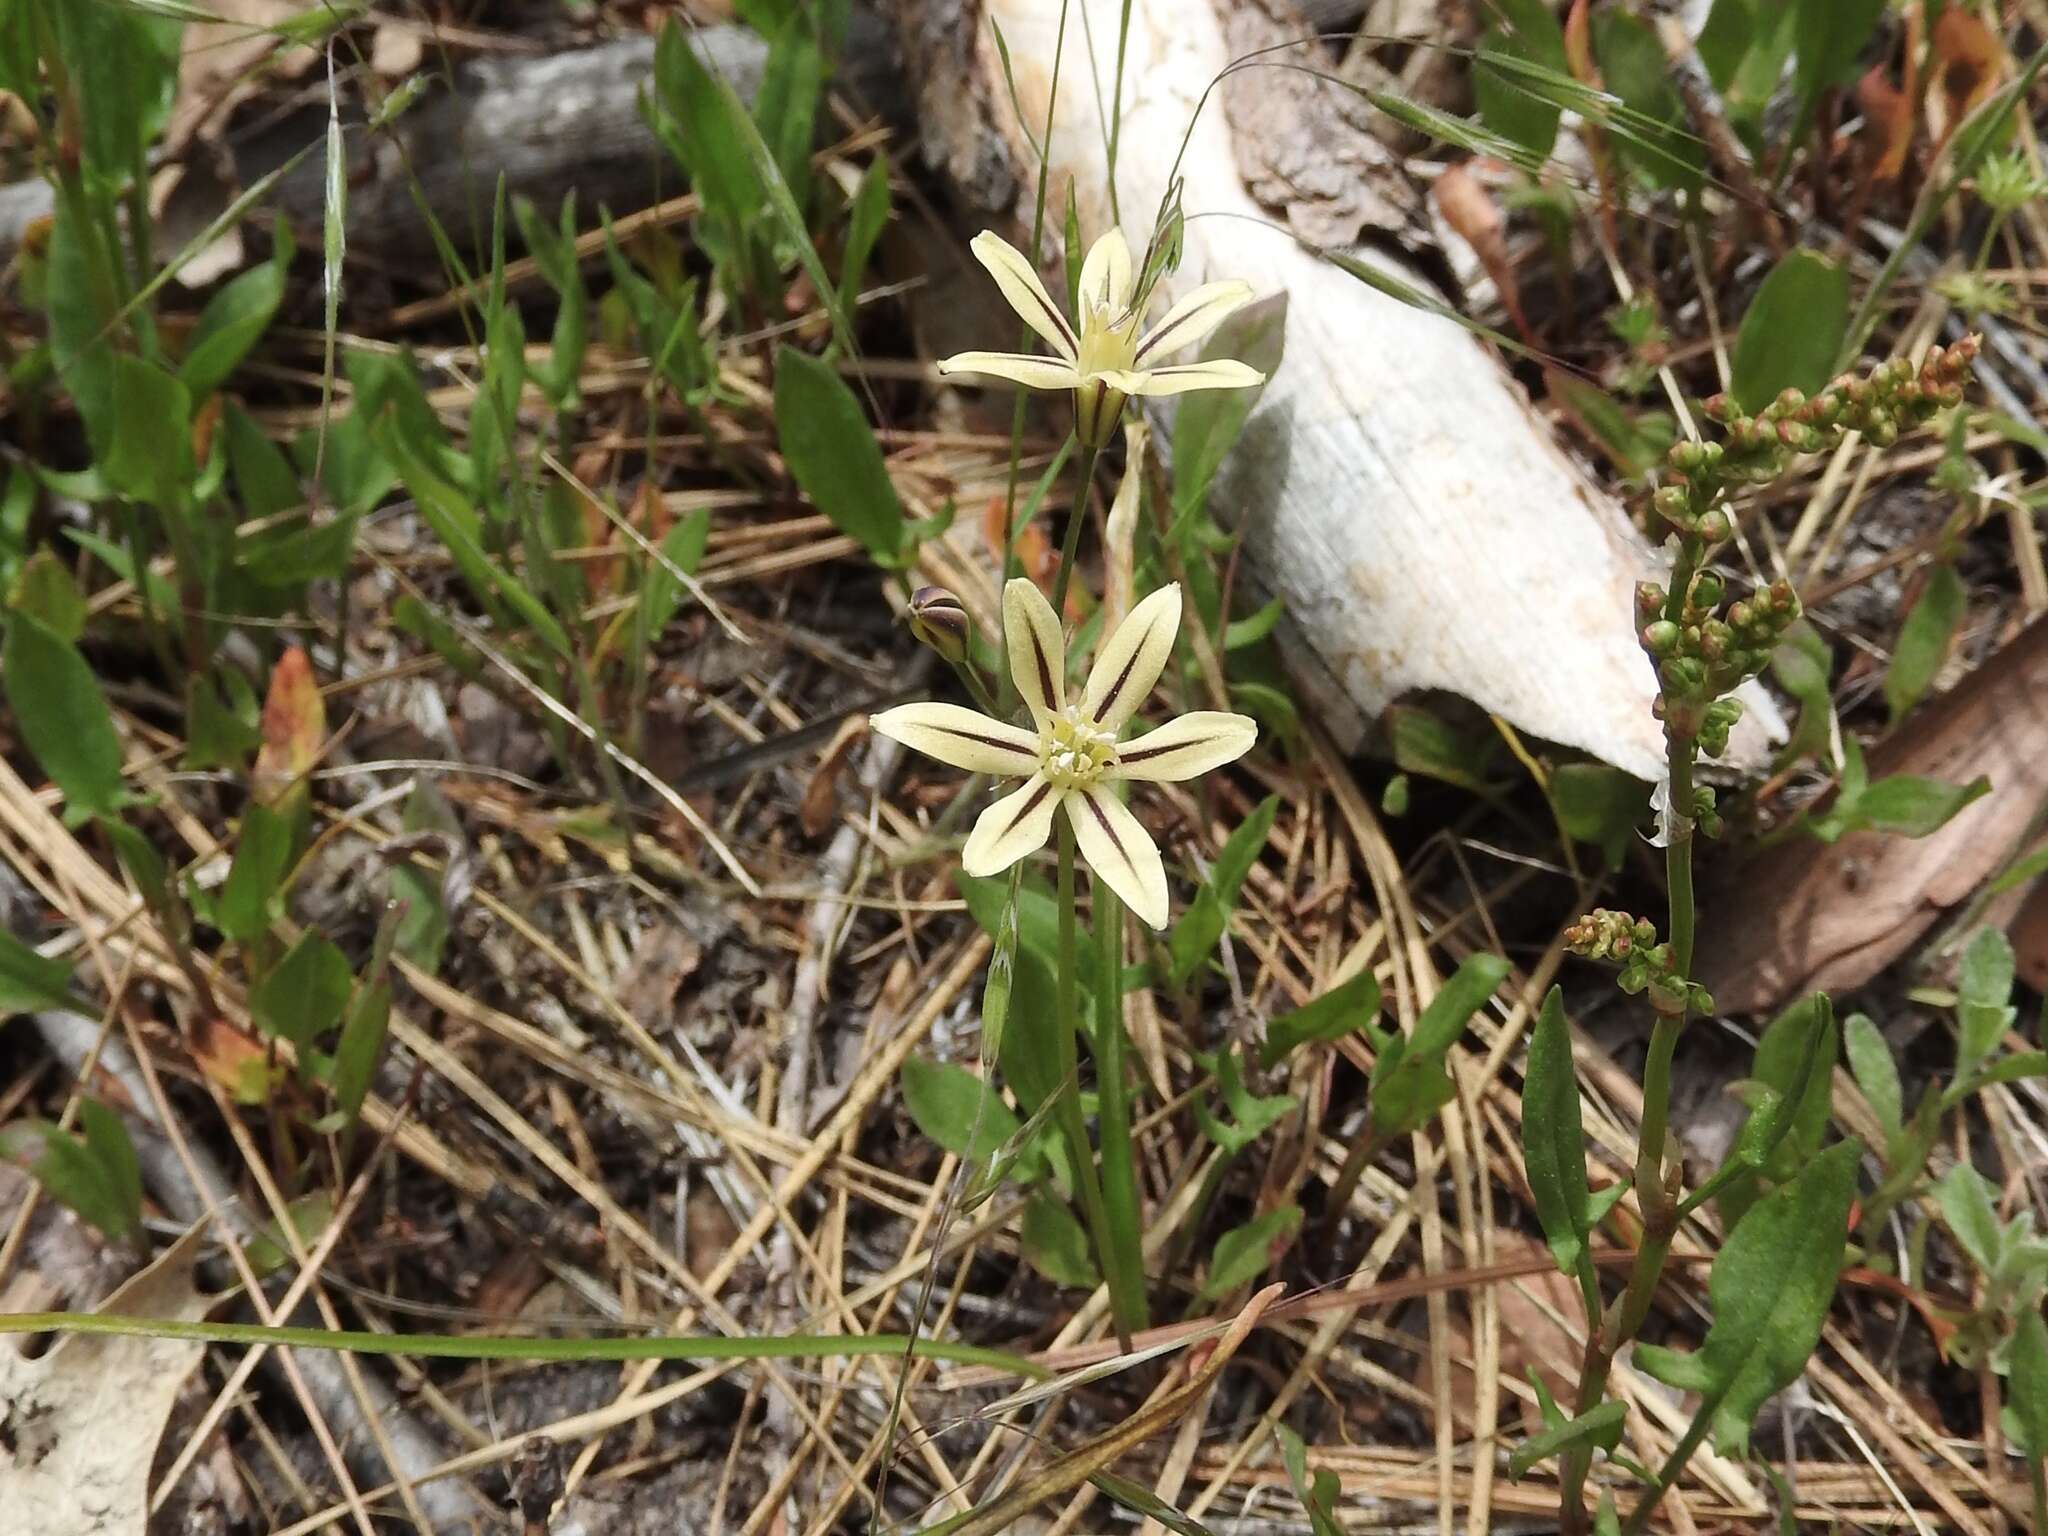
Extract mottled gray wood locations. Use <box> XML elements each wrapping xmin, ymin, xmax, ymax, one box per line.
<box><xmin>0</xmin><ymin>16</ymin><xmax>903</xmax><ymax>265</ymax></box>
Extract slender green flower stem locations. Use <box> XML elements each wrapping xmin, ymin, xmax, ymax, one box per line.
<box><xmin>1055</xmin><ymin>819</ymin><xmax>1127</xmax><ymax>1350</ymax></box>
<box><xmin>1093</xmin><ymin>881</ymin><xmax>1149</xmax><ymax>1336</ymax></box>
<box><xmin>995</xmin><ymin>0</ymin><xmax>1073</xmax><ymax>714</ymax></box>
<box><xmin>2030</xmin><ymin>1455</ymin><xmax>2046</xmax><ymax>1536</ymax></box>
<box><xmin>1050</xmin><ymin>439</ymin><xmax>1103</xmax><ymax>618</ymax></box>
<box><xmin>0</xmin><ymin>1310</ymin><xmax>1041</xmax><ymax>1376</ymax></box>
<box><xmin>1561</xmin><ymin>535</ymin><xmax>1708</xmax><ymax>1534</ymax></box>
<box><xmin>1619</xmin><ymin>1386</ymin><xmax>1724</xmax><ymax>1536</ymax></box>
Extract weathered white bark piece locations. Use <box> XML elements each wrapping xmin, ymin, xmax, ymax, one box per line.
<box><xmin>897</xmin><ymin>0</ymin><xmax>1740</xmax><ymax>779</ymax></box>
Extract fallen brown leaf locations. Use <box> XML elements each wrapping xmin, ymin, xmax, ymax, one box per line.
<box><xmin>1434</xmin><ymin>162</ymin><xmax>1529</xmax><ymax>344</ymax></box>
<box><xmin>0</xmin><ymin>1229</ymin><xmax>214</xmax><ymax>1536</ymax></box>
<box><xmin>1699</xmin><ymin>616</ymin><xmax>2048</xmax><ymax>1012</ymax></box>
<box><xmin>164</xmin><ymin>0</ymin><xmax>320</xmax><ymax>157</ymax></box>
<box><xmin>798</xmin><ymin>716</ymin><xmax>867</xmax><ymax>839</ymax></box>
<box><xmin>1856</xmin><ymin>61</ymin><xmax>1914</xmax><ymax>184</ymax></box>
<box><xmin>1931</xmin><ymin>7</ymin><xmax>2002</xmax><ymax>143</ymax></box>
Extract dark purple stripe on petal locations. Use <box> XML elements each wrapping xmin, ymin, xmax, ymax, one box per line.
<box><xmin>1083</xmin><ymin>793</ymin><xmax>1136</xmax><ymax>874</ymax></box>
<box><xmin>1024</xmin><ymin>285</ymin><xmax>1078</xmax><ymax>354</ymax></box>
<box><xmin>1117</xmin><ymin>734</ymin><xmax>1222</xmax><ymax>766</ymax></box>
<box><xmin>1000</xmin><ymin>778</ymin><xmax>1056</xmax><ymax>837</ymax></box>
<box><xmin>1093</xmin><ymin>611</ymin><xmax>1167</xmax><ymax>720</ymax></box>
<box><xmin>934</xmin><ymin>725</ymin><xmax>1030</xmax><ymax>755</ymax></box>
<box><xmin>1031</xmin><ymin>629</ymin><xmax>1057</xmax><ymax>708</ymax></box>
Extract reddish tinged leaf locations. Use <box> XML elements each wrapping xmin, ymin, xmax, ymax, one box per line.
<box><xmin>189</xmin><ymin>393</ymin><xmax>222</xmax><ymax>469</ymax></box>
<box><xmin>1856</xmin><ymin>62</ymin><xmax>1914</xmax><ymax>183</ymax></box>
<box><xmin>253</xmin><ymin>646</ymin><xmax>326</xmax><ymax>806</ymax></box>
<box><xmin>191</xmin><ymin>1015</ymin><xmax>286</xmax><ymax>1104</ymax></box>
<box><xmin>1434</xmin><ymin>163</ymin><xmax>1530</xmax><ymax>343</ymax></box>
<box><xmin>1562</xmin><ymin>0</ymin><xmax>1595</xmax><ymax>85</ymax></box>
<box><xmin>980</xmin><ymin>495</ymin><xmax>1073</xmax><ymax>617</ymax></box>
<box><xmin>1932</xmin><ymin>8</ymin><xmax>2001</xmax><ymax>137</ymax></box>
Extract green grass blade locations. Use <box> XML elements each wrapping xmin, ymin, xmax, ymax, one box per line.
<box><xmin>0</xmin><ymin>1308</ymin><xmax>1043</xmax><ymax>1375</ymax></box>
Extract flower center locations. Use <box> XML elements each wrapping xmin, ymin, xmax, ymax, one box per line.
<box><xmin>1077</xmin><ymin>302</ymin><xmax>1140</xmax><ymax>377</ymax></box>
<box><xmin>1040</xmin><ymin>710</ymin><xmax>1117</xmax><ymax>789</ymax></box>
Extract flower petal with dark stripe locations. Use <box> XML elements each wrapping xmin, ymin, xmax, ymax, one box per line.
<box><xmin>1066</xmin><ymin>784</ymin><xmax>1168</xmax><ymax>928</ymax></box>
<box><xmin>961</xmin><ymin>773</ymin><xmax>1063</xmax><ymax>878</ymax></box>
<box><xmin>869</xmin><ymin>575</ymin><xmax>1259</xmax><ymax>928</ymax></box>
<box><xmin>934</xmin><ymin>226</ymin><xmax>1266</xmax><ymax>448</ymax></box>
<box><xmin>1109</xmin><ymin>711</ymin><xmax>1259</xmax><ymax>785</ymax></box>
<box><xmin>1082</xmin><ymin>584</ymin><xmax>1181</xmax><ymax>731</ymax></box>
<box><xmin>869</xmin><ymin>702</ymin><xmax>1042</xmax><ymax>777</ymax></box>
<box><xmin>1003</xmin><ymin>578</ymin><xmax>1069</xmax><ymax>731</ymax></box>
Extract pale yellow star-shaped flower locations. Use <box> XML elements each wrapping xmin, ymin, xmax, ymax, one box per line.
<box><xmin>872</xmin><ymin>578</ymin><xmax>1258</xmax><ymax>928</ymax></box>
<box><xmin>938</xmin><ymin>227</ymin><xmax>1266</xmax><ymax>446</ymax></box>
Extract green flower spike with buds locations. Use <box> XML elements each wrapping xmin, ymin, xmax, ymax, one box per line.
<box><xmin>937</xmin><ymin>228</ymin><xmax>1267</xmax><ymax>447</ymax></box>
<box><xmin>871</xmin><ymin>578</ymin><xmax>1257</xmax><ymax>928</ymax></box>
<box><xmin>1564</xmin><ymin>909</ymin><xmax>1711</xmax><ymax>1018</ymax></box>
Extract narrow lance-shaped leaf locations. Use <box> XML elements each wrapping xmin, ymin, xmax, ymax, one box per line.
<box><xmin>1260</xmin><ymin>970</ymin><xmax>1382</xmax><ymax>1069</ymax></box>
<box><xmin>179</xmin><ymin>222</ymin><xmax>292</xmax><ymax>401</ymax></box>
<box><xmin>1168</xmin><ymin>795</ymin><xmax>1279</xmax><ymax>987</ymax></box>
<box><xmin>900</xmin><ymin>1056</ymin><xmax>1019</xmax><ymax>1165</ymax></box>
<box><xmin>1843</xmin><ymin>1013</ymin><xmax>1902</xmax><ymax>1143</ymax></box>
<box><xmin>1721</xmin><ymin>994</ymin><xmax>1837</xmax><ymax>1225</ymax></box>
<box><xmin>1885</xmin><ymin>563</ymin><xmax>1965</xmax><ymax>723</ymax></box>
<box><xmin>1020</xmin><ymin>1192</ymin><xmax>1098</xmax><ymax>1289</ymax></box>
<box><xmin>1523</xmin><ymin>987</ymin><xmax>1600</xmax><ymax>1277</ymax></box>
<box><xmin>1278</xmin><ymin>1425</ymin><xmax>1345</xmax><ymax>1536</ymax></box>
<box><xmin>0</xmin><ymin>931</ymin><xmax>81</xmax><ymax>1020</ymax></box>
<box><xmin>1936</xmin><ymin>1164</ymin><xmax>2003</xmax><ymax>1274</ymax></box>
<box><xmin>2007</xmin><ymin>1307</ymin><xmax>2048</xmax><ymax>1459</ymax></box>
<box><xmin>773</xmin><ymin>345</ymin><xmax>910</xmax><ymax>568</ymax></box>
<box><xmin>1199</xmin><ymin>1205</ymin><xmax>1302</xmax><ymax>1301</ymax></box>
<box><xmin>1731</xmin><ymin>250</ymin><xmax>1851</xmax><ymax>413</ymax></box>
<box><xmin>1508</xmin><ymin>1398</ymin><xmax>1627</xmax><ymax>1478</ymax></box>
<box><xmin>2</xmin><ymin>614</ymin><xmax>128</xmax><ymax>821</ymax></box>
<box><xmin>1635</xmin><ymin>1140</ymin><xmax>1859</xmax><ymax>1457</ymax></box>
<box><xmin>1370</xmin><ymin>952</ymin><xmax>1511</xmax><ymax>1140</ymax></box>
<box><xmin>249</xmin><ymin>933</ymin><xmax>352</xmax><ymax>1051</ymax></box>
<box><xmin>1956</xmin><ymin>925</ymin><xmax>2018</xmax><ymax>1072</ymax></box>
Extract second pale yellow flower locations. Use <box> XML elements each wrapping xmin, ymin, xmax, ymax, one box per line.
<box><xmin>873</xmin><ymin>579</ymin><xmax>1258</xmax><ymax>928</ymax></box>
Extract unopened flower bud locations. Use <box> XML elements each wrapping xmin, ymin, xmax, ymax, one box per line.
<box><xmin>1642</xmin><ymin>620</ymin><xmax>1681</xmax><ymax>657</ymax></box>
<box><xmin>907</xmin><ymin>586</ymin><xmax>972</xmax><ymax>663</ymax></box>
<box><xmin>1661</xmin><ymin>656</ymin><xmax>1706</xmax><ymax>696</ymax></box>
<box><xmin>1653</xmin><ymin>485</ymin><xmax>1691</xmax><ymax>525</ymax></box>
<box><xmin>1697</xmin><ymin>508</ymin><xmax>1733</xmax><ymax>543</ymax></box>
<box><xmin>1690</xmin><ymin>571</ymin><xmax>1724</xmax><ymax>610</ymax></box>
<box><xmin>1637</xmin><ymin>583</ymin><xmax>1667</xmax><ymax>620</ymax></box>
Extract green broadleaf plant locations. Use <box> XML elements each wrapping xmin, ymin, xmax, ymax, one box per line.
<box><xmin>1635</xmin><ymin>1141</ymin><xmax>1858</xmax><ymax>1460</ymax></box>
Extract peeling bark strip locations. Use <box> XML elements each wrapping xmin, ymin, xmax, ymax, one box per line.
<box><xmin>890</xmin><ymin>0</ymin><xmax>1778</xmax><ymax>778</ymax></box>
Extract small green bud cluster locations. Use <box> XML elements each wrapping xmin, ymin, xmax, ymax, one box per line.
<box><xmin>1637</xmin><ymin>574</ymin><xmax>1800</xmax><ymax>754</ymax></box>
<box><xmin>1564</xmin><ymin>909</ymin><xmax>1713</xmax><ymax>1017</ymax></box>
<box><xmin>1652</xmin><ymin>339</ymin><xmax>1981</xmax><ymax>539</ymax></box>
<box><xmin>1977</xmin><ymin>150</ymin><xmax>2048</xmax><ymax>215</ymax></box>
